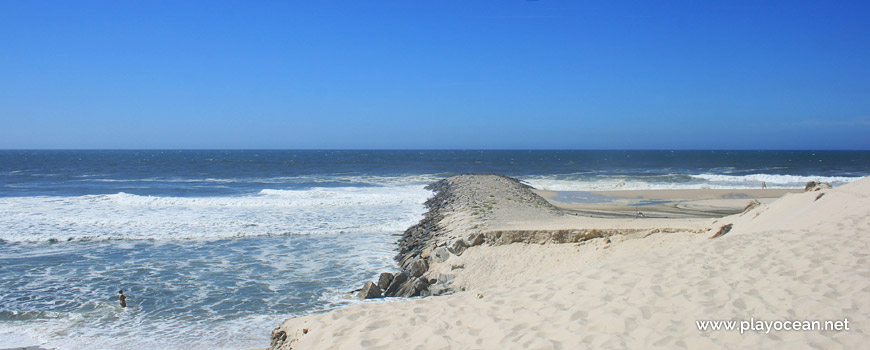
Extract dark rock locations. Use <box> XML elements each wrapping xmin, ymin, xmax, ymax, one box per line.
<box><xmin>270</xmin><ymin>330</ymin><xmax>287</xmax><ymax>349</ymax></box>
<box><xmin>395</xmin><ymin>179</ymin><xmax>452</xmax><ymax>261</ymax></box>
<box><xmin>377</xmin><ymin>272</ymin><xmax>394</xmax><ymax>290</ymax></box>
<box><xmin>428</xmin><ymin>283</ymin><xmax>453</xmax><ymax>296</ymax></box>
<box><xmin>449</xmin><ymin>239</ymin><xmax>468</xmax><ymax>256</ymax></box>
<box><xmin>414</xmin><ymin>278</ymin><xmax>431</xmax><ymax>296</ymax></box>
<box><xmin>384</xmin><ymin>272</ymin><xmax>409</xmax><ymax>297</ymax></box>
<box><xmin>397</xmin><ymin>277</ymin><xmax>430</xmax><ymax>297</ymax></box>
<box><xmin>357</xmin><ymin>281</ymin><xmax>383</xmax><ymax>299</ymax></box>
<box><xmin>408</xmin><ymin>258</ymin><xmax>429</xmax><ymax>278</ymax></box>
<box><xmin>399</xmin><ymin>253</ymin><xmax>419</xmax><ymax>270</ymax></box>
<box><xmin>805</xmin><ymin>181</ymin><xmax>832</xmax><ymax>192</ymax></box>
<box><xmin>395</xmin><ymin>278</ymin><xmax>416</xmax><ymax>297</ymax></box>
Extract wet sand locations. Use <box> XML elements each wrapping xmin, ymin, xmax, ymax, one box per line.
<box><xmin>535</xmin><ymin>188</ymin><xmax>799</xmax><ymax>218</ymax></box>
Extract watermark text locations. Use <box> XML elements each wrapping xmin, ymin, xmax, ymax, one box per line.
<box><xmin>696</xmin><ymin>318</ymin><xmax>850</xmax><ymax>334</ymax></box>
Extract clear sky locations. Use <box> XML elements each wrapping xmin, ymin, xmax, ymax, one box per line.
<box><xmin>1</xmin><ymin>1</ymin><xmax>868</xmax><ymax>149</ymax></box>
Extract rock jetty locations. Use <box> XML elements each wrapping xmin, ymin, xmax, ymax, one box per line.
<box><xmin>352</xmin><ymin>174</ymin><xmax>561</xmax><ymax>299</ymax></box>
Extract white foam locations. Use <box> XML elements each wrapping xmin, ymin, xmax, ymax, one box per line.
<box><xmin>0</xmin><ymin>313</ymin><xmax>293</xmax><ymax>350</ymax></box>
<box><xmin>0</xmin><ymin>185</ymin><xmax>431</xmax><ymax>242</ymax></box>
<box><xmin>690</xmin><ymin>173</ymin><xmax>859</xmax><ymax>185</ymax></box>
<box><xmin>75</xmin><ymin>174</ymin><xmax>443</xmax><ymax>185</ymax></box>
<box><xmin>0</xmin><ymin>331</ymin><xmax>43</xmax><ymax>348</ymax></box>
<box><xmin>0</xmin><ymin>231</ymin><xmax>402</xmax><ymax>350</ymax></box>
<box><xmin>522</xmin><ymin>174</ymin><xmax>864</xmax><ymax>191</ymax></box>
<box><xmin>523</xmin><ymin>178</ymin><xmax>675</xmax><ymax>191</ymax></box>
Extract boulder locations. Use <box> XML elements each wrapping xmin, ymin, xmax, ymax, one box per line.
<box><xmin>384</xmin><ymin>272</ymin><xmax>409</xmax><ymax>297</ymax></box>
<box><xmin>428</xmin><ymin>282</ymin><xmax>453</xmax><ymax>296</ymax></box>
<box><xmin>804</xmin><ymin>181</ymin><xmax>832</xmax><ymax>192</ymax></box>
<box><xmin>399</xmin><ymin>253</ymin><xmax>418</xmax><ymax>270</ymax></box>
<box><xmin>466</xmin><ymin>233</ymin><xmax>485</xmax><ymax>247</ymax></box>
<box><xmin>270</xmin><ymin>330</ymin><xmax>287</xmax><ymax>350</ymax></box>
<box><xmin>377</xmin><ymin>272</ymin><xmax>394</xmax><ymax>290</ymax></box>
<box><xmin>420</xmin><ymin>245</ymin><xmax>434</xmax><ymax>259</ymax></box>
<box><xmin>396</xmin><ymin>277</ymin><xmax>430</xmax><ymax>297</ymax></box>
<box><xmin>357</xmin><ymin>281</ymin><xmax>383</xmax><ymax>299</ymax></box>
<box><xmin>408</xmin><ymin>258</ymin><xmax>429</xmax><ymax>278</ymax></box>
<box><xmin>432</xmin><ymin>247</ymin><xmax>451</xmax><ymax>263</ymax></box>
<box><xmin>448</xmin><ymin>239</ymin><xmax>468</xmax><ymax>256</ymax></box>
<box><xmin>414</xmin><ymin>278</ymin><xmax>431</xmax><ymax>296</ymax></box>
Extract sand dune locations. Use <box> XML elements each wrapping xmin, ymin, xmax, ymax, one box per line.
<box><xmin>270</xmin><ymin>177</ymin><xmax>870</xmax><ymax>349</ymax></box>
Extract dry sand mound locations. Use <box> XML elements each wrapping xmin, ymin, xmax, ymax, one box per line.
<box><xmin>270</xmin><ymin>177</ymin><xmax>870</xmax><ymax>350</ymax></box>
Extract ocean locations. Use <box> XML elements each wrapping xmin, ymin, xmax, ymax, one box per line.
<box><xmin>1</xmin><ymin>150</ymin><xmax>867</xmax><ymax>349</ymax></box>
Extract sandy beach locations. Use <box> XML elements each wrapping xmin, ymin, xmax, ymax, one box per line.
<box><xmin>268</xmin><ymin>174</ymin><xmax>869</xmax><ymax>349</ymax></box>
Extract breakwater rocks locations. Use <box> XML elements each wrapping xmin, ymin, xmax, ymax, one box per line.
<box><xmin>354</xmin><ymin>174</ymin><xmax>562</xmax><ymax>299</ymax></box>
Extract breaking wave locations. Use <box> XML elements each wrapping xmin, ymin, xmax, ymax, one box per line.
<box><xmin>0</xmin><ymin>185</ymin><xmax>431</xmax><ymax>243</ymax></box>
<box><xmin>521</xmin><ymin>173</ymin><xmax>863</xmax><ymax>191</ymax></box>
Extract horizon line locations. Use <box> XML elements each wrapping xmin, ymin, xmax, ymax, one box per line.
<box><xmin>1</xmin><ymin>148</ymin><xmax>869</xmax><ymax>152</ymax></box>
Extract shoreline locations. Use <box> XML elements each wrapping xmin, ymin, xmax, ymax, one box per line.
<box><xmin>269</xmin><ymin>175</ymin><xmax>870</xmax><ymax>349</ymax></box>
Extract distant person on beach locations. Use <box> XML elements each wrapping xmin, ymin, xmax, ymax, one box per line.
<box><xmin>762</xmin><ymin>182</ymin><xmax>767</xmax><ymax>189</ymax></box>
<box><xmin>118</xmin><ymin>290</ymin><xmax>127</xmax><ymax>308</ymax></box>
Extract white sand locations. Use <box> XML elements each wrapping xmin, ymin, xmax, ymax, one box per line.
<box><xmin>271</xmin><ymin>178</ymin><xmax>870</xmax><ymax>349</ymax></box>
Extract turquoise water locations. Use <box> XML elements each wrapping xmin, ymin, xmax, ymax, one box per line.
<box><xmin>1</xmin><ymin>150</ymin><xmax>867</xmax><ymax>349</ymax></box>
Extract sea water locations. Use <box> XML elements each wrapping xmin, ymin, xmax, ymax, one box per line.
<box><xmin>1</xmin><ymin>150</ymin><xmax>867</xmax><ymax>349</ymax></box>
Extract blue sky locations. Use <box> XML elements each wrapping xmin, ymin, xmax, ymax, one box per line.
<box><xmin>1</xmin><ymin>1</ymin><xmax>868</xmax><ymax>149</ymax></box>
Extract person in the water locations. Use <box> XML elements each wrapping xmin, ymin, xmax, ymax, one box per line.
<box><xmin>118</xmin><ymin>290</ymin><xmax>127</xmax><ymax>308</ymax></box>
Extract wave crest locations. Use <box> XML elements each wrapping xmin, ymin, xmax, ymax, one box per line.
<box><xmin>522</xmin><ymin>173</ymin><xmax>863</xmax><ymax>191</ymax></box>
<box><xmin>0</xmin><ymin>185</ymin><xmax>431</xmax><ymax>243</ymax></box>
<box><xmin>690</xmin><ymin>173</ymin><xmax>859</xmax><ymax>185</ymax></box>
